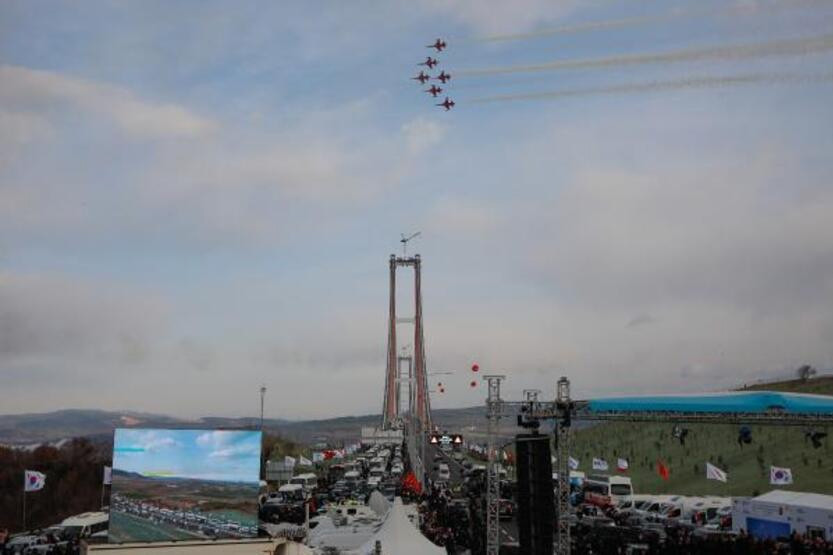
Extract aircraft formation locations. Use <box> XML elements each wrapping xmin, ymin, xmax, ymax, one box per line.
<box><xmin>412</xmin><ymin>39</ymin><xmax>454</xmax><ymax>111</ymax></box>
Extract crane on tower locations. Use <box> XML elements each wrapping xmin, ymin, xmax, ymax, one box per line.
<box><xmin>400</xmin><ymin>231</ymin><xmax>421</xmax><ymax>256</ymax></box>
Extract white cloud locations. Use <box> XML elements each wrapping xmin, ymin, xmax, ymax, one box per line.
<box><xmin>0</xmin><ymin>65</ymin><xmax>217</xmax><ymax>138</ymax></box>
<box><xmin>402</xmin><ymin>117</ymin><xmax>447</xmax><ymax>155</ymax></box>
<box><xmin>425</xmin><ymin>195</ymin><xmax>502</xmax><ymax>237</ymax></box>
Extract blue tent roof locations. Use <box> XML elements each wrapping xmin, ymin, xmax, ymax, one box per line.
<box><xmin>587</xmin><ymin>391</ymin><xmax>833</xmax><ymax>414</ymax></box>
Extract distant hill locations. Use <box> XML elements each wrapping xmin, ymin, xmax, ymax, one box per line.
<box><xmin>572</xmin><ymin>374</ymin><xmax>833</xmax><ymax>497</ymax></box>
<box><xmin>742</xmin><ymin>375</ymin><xmax>833</xmax><ymax>395</ymax></box>
<box><xmin>3</xmin><ymin>375</ymin><xmax>831</xmax><ymax>449</ymax></box>
<box><xmin>0</xmin><ymin>406</ymin><xmax>487</xmax><ymax>446</ymax></box>
<box><xmin>0</xmin><ymin>409</ymin><xmax>291</xmax><ymax>446</ymax></box>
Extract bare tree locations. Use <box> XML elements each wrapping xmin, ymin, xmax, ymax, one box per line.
<box><xmin>796</xmin><ymin>364</ymin><xmax>818</xmax><ymax>381</ymax></box>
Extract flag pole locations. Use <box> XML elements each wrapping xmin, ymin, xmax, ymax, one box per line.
<box><xmin>22</xmin><ymin>490</ymin><xmax>26</xmax><ymax>531</ymax></box>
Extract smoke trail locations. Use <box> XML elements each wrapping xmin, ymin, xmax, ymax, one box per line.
<box><xmin>460</xmin><ymin>33</ymin><xmax>833</xmax><ymax>77</ymax></box>
<box><xmin>469</xmin><ymin>72</ymin><xmax>833</xmax><ymax>103</ymax></box>
<box><xmin>477</xmin><ymin>0</ymin><xmax>832</xmax><ymax>42</ymax></box>
<box><xmin>479</xmin><ymin>14</ymin><xmax>679</xmax><ymax>42</ymax></box>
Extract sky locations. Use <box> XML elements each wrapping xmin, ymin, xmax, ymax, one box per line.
<box><xmin>112</xmin><ymin>429</ymin><xmax>261</xmax><ymax>483</ymax></box>
<box><xmin>1</xmin><ymin>0</ymin><xmax>832</xmax><ymax>420</ymax></box>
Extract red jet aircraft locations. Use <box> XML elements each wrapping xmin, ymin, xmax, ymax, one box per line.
<box><xmin>412</xmin><ymin>71</ymin><xmax>430</xmax><ymax>84</ymax></box>
<box><xmin>424</xmin><ymin>85</ymin><xmax>443</xmax><ymax>97</ymax></box>
<box><xmin>419</xmin><ymin>57</ymin><xmax>439</xmax><ymax>69</ymax></box>
<box><xmin>434</xmin><ymin>71</ymin><xmax>451</xmax><ymax>84</ymax></box>
<box><xmin>436</xmin><ymin>97</ymin><xmax>455</xmax><ymax>111</ymax></box>
<box><xmin>427</xmin><ymin>39</ymin><xmax>447</xmax><ymax>52</ymax></box>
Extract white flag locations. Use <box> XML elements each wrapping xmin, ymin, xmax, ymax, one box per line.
<box><xmin>568</xmin><ymin>457</ymin><xmax>580</xmax><ymax>470</ymax></box>
<box><xmin>312</xmin><ymin>452</ymin><xmax>324</xmax><ymax>463</ymax></box>
<box><xmin>617</xmin><ymin>458</ymin><xmax>629</xmax><ymax>472</ymax></box>
<box><xmin>770</xmin><ymin>466</ymin><xmax>793</xmax><ymax>485</ymax></box>
<box><xmin>592</xmin><ymin>458</ymin><xmax>608</xmax><ymax>471</ymax></box>
<box><xmin>706</xmin><ymin>462</ymin><xmax>728</xmax><ymax>483</ymax></box>
<box><xmin>284</xmin><ymin>455</ymin><xmax>296</xmax><ymax>468</ymax></box>
<box><xmin>24</xmin><ymin>470</ymin><xmax>46</xmax><ymax>492</ymax></box>
<box><xmin>103</xmin><ymin>466</ymin><xmax>112</xmax><ymax>485</ymax></box>
<box><xmin>299</xmin><ymin>456</ymin><xmax>312</xmax><ymax>467</ymax></box>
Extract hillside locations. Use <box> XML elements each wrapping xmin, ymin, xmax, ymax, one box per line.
<box><xmin>0</xmin><ymin>407</ymin><xmax>487</xmax><ymax>446</ymax></box>
<box><xmin>572</xmin><ymin>375</ymin><xmax>833</xmax><ymax>497</ymax></box>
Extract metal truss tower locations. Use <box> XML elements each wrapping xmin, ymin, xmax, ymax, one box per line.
<box><xmin>484</xmin><ymin>374</ymin><xmax>505</xmax><ymax>555</ymax></box>
<box><xmin>382</xmin><ymin>254</ymin><xmax>431</xmax><ymax>431</ymax></box>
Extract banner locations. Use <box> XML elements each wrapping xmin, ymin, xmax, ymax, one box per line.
<box><xmin>617</xmin><ymin>458</ymin><xmax>629</xmax><ymax>472</ymax></box>
<box><xmin>103</xmin><ymin>466</ymin><xmax>112</xmax><ymax>485</ymax></box>
<box><xmin>568</xmin><ymin>456</ymin><xmax>579</xmax><ymax>470</ymax></box>
<box><xmin>770</xmin><ymin>466</ymin><xmax>793</xmax><ymax>485</ymax></box>
<box><xmin>24</xmin><ymin>470</ymin><xmax>46</xmax><ymax>492</ymax></box>
<box><xmin>285</xmin><ymin>455</ymin><xmax>296</xmax><ymax>468</ymax></box>
<box><xmin>592</xmin><ymin>458</ymin><xmax>608</xmax><ymax>471</ymax></box>
<box><xmin>299</xmin><ymin>456</ymin><xmax>312</xmax><ymax>467</ymax></box>
<box><xmin>706</xmin><ymin>462</ymin><xmax>727</xmax><ymax>482</ymax></box>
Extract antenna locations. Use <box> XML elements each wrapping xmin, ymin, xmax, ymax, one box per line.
<box><xmin>400</xmin><ymin>231</ymin><xmax>421</xmax><ymax>256</ymax></box>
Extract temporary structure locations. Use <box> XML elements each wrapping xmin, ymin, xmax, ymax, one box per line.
<box><xmin>357</xmin><ymin>498</ymin><xmax>445</xmax><ymax>555</ymax></box>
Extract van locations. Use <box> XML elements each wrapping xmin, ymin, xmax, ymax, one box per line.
<box><xmin>59</xmin><ymin>511</ymin><xmax>109</xmax><ymax>539</ymax></box>
<box><xmin>289</xmin><ymin>472</ymin><xmax>318</xmax><ymax>493</ymax></box>
<box><xmin>583</xmin><ymin>474</ymin><xmax>633</xmax><ymax>507</ymax></box>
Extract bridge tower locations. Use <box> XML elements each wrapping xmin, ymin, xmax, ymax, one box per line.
<box><xmin>381</xmin><ymin>254</ymin><xmax>431</xmax><ymax>431</ymax></box>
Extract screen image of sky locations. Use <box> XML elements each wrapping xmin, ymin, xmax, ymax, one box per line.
<box><xmin>113</xmin><ymin>429</ymin><xmax>262</xmax><ymax>484</ymax></box>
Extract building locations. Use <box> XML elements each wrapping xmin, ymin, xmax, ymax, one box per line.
<box><xmin>732</xmin><ymin>490</ymin><xmax>833</xmax><ymax>540</ymax></box>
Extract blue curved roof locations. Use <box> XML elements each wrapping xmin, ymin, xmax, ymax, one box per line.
<box><xmin>587</xmin><ymin>391</ymin><xmax>833</xmax><ymax>414</ymax></box>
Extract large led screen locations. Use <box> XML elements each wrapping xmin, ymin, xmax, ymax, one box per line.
<box><xmin>109</xmin><ymin>428</ymin><xmax>262</xmax><ymax>543</ymax></box>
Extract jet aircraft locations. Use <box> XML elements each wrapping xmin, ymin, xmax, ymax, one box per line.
<box><xmin>419</xmin><ymin>57</ymin><xmax>439</xmax><ymax>69</ymax></box>
<box><xmin>412</xmin><ymin>71</ymin><xmax>430</xmax><ymax>84</ymax></box>
<box><xmin>425</xmin><ymin>85</ymin><xmax>443</xmax><ymax>97</ymax></box>
<box><xmin>436</xmin><ymin>97</ymin><xmax>455</xmax><ymax>111</ymax></box>
<box><xmin>427</xmin><ymin>39</ymin><xmax>447</xmax><ymax>52</ymax></box>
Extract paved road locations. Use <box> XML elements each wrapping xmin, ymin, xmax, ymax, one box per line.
<box><xmin>427</xmin><ymin>443</ymin><xmax>521</xmax><ymax>550</ymax></box>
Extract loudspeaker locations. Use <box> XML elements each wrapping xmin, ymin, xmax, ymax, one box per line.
<box><xmin>516</xmin><ymin>433</ymin><xmax>554</xmax><ymax>554</ymax></box>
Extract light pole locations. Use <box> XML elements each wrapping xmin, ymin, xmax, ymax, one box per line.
<box><xmin>260</xmin><ymin>385</ymin><xmax>267</xmax><ymax>431</ymax></box>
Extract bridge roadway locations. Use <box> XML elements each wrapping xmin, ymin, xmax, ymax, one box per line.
<box><xmin>425</xmin><ymin>443</ymin><xmax>520</xmax><ymax>552</ymax></box>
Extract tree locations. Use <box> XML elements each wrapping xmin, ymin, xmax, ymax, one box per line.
<box><xmin>797</xmin><ymin>364</ymin><xmax>818</xmax><ymax>381</ymax></box>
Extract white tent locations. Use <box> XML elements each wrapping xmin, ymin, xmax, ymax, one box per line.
<box><xmin>357</xmin><ymin>498</ymin><xmax>445</xmax><ymax>555</ymax></box>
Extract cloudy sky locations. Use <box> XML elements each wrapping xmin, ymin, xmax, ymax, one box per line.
<box><xmin>2</xmin><ymin>0</ymin><xmax>832</xmax><ymax>420</ymax></box>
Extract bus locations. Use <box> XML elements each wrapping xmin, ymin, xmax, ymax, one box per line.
<box><xmin>583</xmin><ymin>474</ymin><xmax>633</xmax><ymax>507</ymax></box>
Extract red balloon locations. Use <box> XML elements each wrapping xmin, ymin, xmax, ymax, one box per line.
<box><xmin>472</xmin><ymin>363</ymin><xmax>480</xmax><ymax>372</ymax></box>
<box><xmin>470</xmin><ymin>380</ymin><xmax>477</xmax><ymax>388</ymax></box>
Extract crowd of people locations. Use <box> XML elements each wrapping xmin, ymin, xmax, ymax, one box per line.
<box><xmin>415</xmin><ymin>483</ymin><xmax>472</xmax><ymax>553</ymax></box>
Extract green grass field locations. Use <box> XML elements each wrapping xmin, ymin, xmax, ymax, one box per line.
<box><xmin>570</xmin><ymin>376</ymin><xmax>833</xmax><ymax>497</ymax></box>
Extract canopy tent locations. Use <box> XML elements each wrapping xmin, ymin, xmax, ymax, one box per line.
<box><xmin>357</xmin><ymin>498</ymin><xmax>445</xmax><ymax>555</ymax></box>
<box><xmin>588</xmin><ymin>391</ymin><xmax>833</xmax><ymax>414</ymax></box>
<box><xmin>368</xmin><ymin>490</ymin><xmax>391</xmax><ymax>517</ymax></box>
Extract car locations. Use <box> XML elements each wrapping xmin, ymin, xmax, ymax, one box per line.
<box><xmin>498</xmin><ymin>499</ymin><xmax>516</xmax><ymax>520</ymax></box>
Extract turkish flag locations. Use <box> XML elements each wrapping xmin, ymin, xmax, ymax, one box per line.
<box><xmin>656</xmin><ymin>460</ymin><xmax>670</xmax><ymax>481</ymax></box>
<box><xmin>323</xmin><ymin>450</ymin><xmax>335</xmax><ymax>460</ymax></box>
